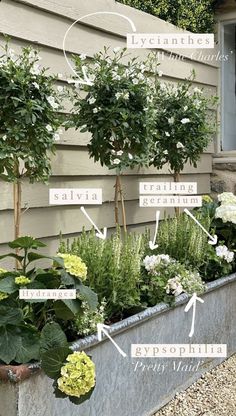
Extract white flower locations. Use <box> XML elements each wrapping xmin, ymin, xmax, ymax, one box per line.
<box><xmin>218</xmin><ymin>192</ymin><xmax>236</xmax><ymax>205</ymax></box>
<box><xmin>137</xmin><ymin>73</ymin><xmax>144</xmax><ymax>80</ymax></box>
<box><xmin>183</xmin><ymin>106</ymin><xmax>188</xmax><ymax>111</ymax></box>
<box><xmin>168</xmin><ymin>117</ymin><xmax>174</xmax><ymax>125</ymax></box>
<box><xmin>57</xmin><ymin>86</ymin><xmax>64</xmax><ymax>93</ymax></box>
<box><xmin>132</xmin><ymin>78</ymin><xmax>139</xmax><ymax>85</ymax></box>
<box><xmin>79</xmin><ymin>53</ymin><xmax>87</xmax><ymax>61</ymax></box>
<box><xmin>46</xmin><ymin>125</ymin><xmax>53</xmax><ymax>132</ymax></box>
<box><xmin>123</xmin><ymin>92</ymin><xmax>129</xmax><ymax>100</ymax></box>
<box><xmin>128</xmin><ymin>153</ymin><xmax>133</xmax><ymax>160</ymax></box>
<box><xmin>215</xmin><ymin>205</ymin><xmax>236</xmax><ymax>224</ymax></box>
<box><xmin>113</xmin><ymin>158</ymin><xmax>121</xmax><ymax>165</ymax></box>
<box><xmin>113</xmin><ymin>47</ymin><xmax>121</xmax><ymax>53</ymax></box>
<box><xmin>193</xmin><ymin>87</ymin><xmax>202</xmax><ymax>94</ymax></box>
<box><xmin>158</xmin><ymin>70</ymin><xmax>163</xmax><ymax>77</ymax></box>
<box><xmin>193</xmin><ymin>99</ymin><xmax>201</xmax><ymax>108</ymax></box>
<box><xmin>143</xmin><ymin>254</ymin><xmax>171</xmax><ymax>273</ymax></box>
<box><xmin>165</xmin><ymin>277</ymin><xmax>184</xmax><ymax>297</ymax></box>
<box><xmin>165</xmin><ymin>132</ymin><xmax>170</xmax><ymax>137</ymax></box>
<box><xmin>163</xmin><ymin>150</ymin><xmax>168</xmax><ymax>155</ymax></box>
<box><xmin>216</xmin><ymin>245</ymin><xmax>234</xmax><ymax>263</ymax></box>
<box><xmin>147</xmin><ymin>96</ymin><xmax>153</xmax><ymax>103</ymax></box>
<box><xmin>177</xmin><ymin>142</ymin><xmax>184</xmax><ymax>149</ymax></box>
<box><xmin>181</xmin><ymin>118</ymin><xmax>190</xmax><ymax>124</ymax></box>
<box><xmin>32</xmin><ymin>82</ymin><xmax>39</xmax><ymax>89</ymax></box>
<box><xmin>2</xmin><ymin>135</ymin><xmax>7</xmax><ymax>141</ymax></box>
<box><xmin>93</xmin><ymin>108</ymin><xmax>98</xmax><ymax>114</ymax></box>
<box><xmin>88</xmin><ymin>97</ymin><xmax>96</xmax><ymax>105</ymax></box>
<box><xmin>53</xmin><ymin>133</ymin><xmax>60</xmax><ymax>141</ymax></box>
<box><xmin>116</xmin><ymin>150</ymin><xmax>123</xmax><ymax>156</ymax></box>
<box><xmin>47</xmin><ymin>96</ymin><xmax>59</xmax><ymax>109</ymax></box>
<box><xmin>115</xmin><ymin>92</ymin><xmax>122</xmax><ymax>99</ymax></box>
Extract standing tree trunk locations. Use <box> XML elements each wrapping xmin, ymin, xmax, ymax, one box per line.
<box><xmin>114</xmin><ymin>171</ymin><xmax>127</xmax><ymax>233</ymax></box>
<box><xmin>13</xmin><ymin>161</ymin><xmax>22</xmax><ymax>269</ymax></box>
<box><xmin>174</xmin><ymin>171</ymin><xmax>180</xmax><ymax>217</ymax></box>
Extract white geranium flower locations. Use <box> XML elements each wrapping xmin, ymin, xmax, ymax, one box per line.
<box><xmin>113</xmin><ymin>158</ymin><xmax>121</xmax><ymax>165</ymax></box>
<box><xmin>46</xmin><ymin>124</ymin><xmax>53</xmax><ymax>132</ymax></box>
<box><xmin>168</xmin><ymin>117</ymin><xmax>174</xmax><ymax>125</ymax></box>
<box><xmin>32</xmin><ymin>82</ymin><xmax>39</xmax><ymax>89</ymax></box>
<box><xmin>93</xmin><ymin>108</ymin><xmax>98</xmax><ymax>114</ymax></box>
<box><xmin>79</xmin><ymin>53</ymin><xmax>87</xmax><ymax>61</ymax></box>
<box><xmin>165</xmin><ymin>132</ymin><xmax>170</xmax><ymax>137</ymax></box>
<box><xmin>177</xmin><ymin>142</ymin><xmax>184</xmax><ymax>149</ymax></box>
<box><xmin>88</xmin><ymin>97</ymin><xmax>96</xmax><ymax>105</ymax></box>
<box><xmin>181</xmin><ymin>118</ymin><xmax>190</xmax><ymax>124</ymax></box>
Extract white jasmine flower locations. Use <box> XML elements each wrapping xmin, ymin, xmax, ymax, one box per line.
<box><xmin>183</xmin><ymin>106</ymin><xmax>188</xmax><ymax>111</ymax></box>
<box><xmin>181</xmin><ymin>118</ymin><xmax>190</xmax><ymax>124</ymax></box>
<box><xmin>113</xmin><ymin>158</ymin><xmax>121</xmax><ymax>165</ymax></box>
<box><xmin>116</xmin><ymin>150</ymin><xmax>123</xmax><ymax>156</ymax></box>
<box><xmin>168</xmin><ymin>117</ymin><xmax>174</xmax><ymax>125</ymax></box>
<box><xmin>93</xmin><ymin>108</ymin><xmax>98</xmax><ymax>114</ymax></box>
<box><xmin>88</xmin><ymin>97</ymin><xmax>96</xmax><ymax>104</ymax></box>
<box><xmin>163</xmin><ymin>150</ymin><xmax>168</xmax><ymax>155</ymax></box>
<box><xmin>165</xmin><ymin>132</ymin><xmax>170</xmax><ymax>137</ymax></box>
<box><xmin>32</xmin><ymin>82</ymin><xmax>39</xmax><ymax>89</ymax></box>
<box><xmin>113</xmin><ymin>47</ymin><xmax>121</xmax><ymax>53</ymax></box>
<box><xmin>128</xmin><ymin>153</ymin><xmax>133</xmax><ymax>160</ymax></box>
<box><xmin>115</xmin><ymin>92</ymin><xmax>122</xmax><ymax>99</ymax></box>
<box><xmin>79</xmin><ymin>53</ymin><xmax>87</xmax><ymax>61</ymax></box>
<box><xmin>177</xmin><ymin>142</ymin><xmax>184</xmax><ymax>149</ymax></box>
<box><xmin>123</xmin><ymin>92</ymin><xmax>129</xmax><ymax>100</ymax></box>
<box><xmin>46</xmin><ymin>125</ymin><xmax>53</xmax><ymax>132</ymax></box>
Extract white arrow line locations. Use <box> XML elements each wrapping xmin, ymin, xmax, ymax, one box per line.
<box><xmin>97</xmin><ymin>323</ymin><xmax>127</xmax><ymax>357</ymax></box>
<box><xmin>184</xmin><ymin>293</ymin><xmax>204</xmax><ymax>338</ymax></box>
<box><xmin>63</xmin><ymin>12</ymin><xmax>137</xmax><ymax>85</ymax></box>
<box><xmin>149</xmin><ymin>210</ymin><xmax>160</xmax><ymax>250</ymax></box>
<box><xmin>80</xmin><ymin>206</ymin><xmax>107</xmax><ymax>240</ymax></box>
<box><xmin>184</xmin><ymin>209</ymin><xmax>218</xmax><ymax>245</ymax></box>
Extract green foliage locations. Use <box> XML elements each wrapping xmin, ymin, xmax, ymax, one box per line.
<box><xmin>150</xmin><ymin>77</ymin><xmax>217</xmax><ymax>174</ymax></box>
<box><xmin>66</xmin><ymin>47</ymin><xmax>157</xmax><ymax>171</ymax></box>
<box><xmin>59</xmin><ymin>228</ymin><xmax>148</xmax><ymax>319</ymax></box>
<box><xmin>156</xmin><ymin>212</ymin><xmax>212</xmax><ymax>268</ymax></box>
<box><xmin>0</xmin><ymin>42</ymin><xmax>64</xmax><ymax>183</ymax></box>
<box><xmin>116</xmin><ymin>0</ymin><xmax>224</xmax><ymax>33</ymax></box>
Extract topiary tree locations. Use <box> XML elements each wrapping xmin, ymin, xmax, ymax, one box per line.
<box><xmin>149</xmin><ymin>74</ymin><xmax>218</xmax><ymax>214</ymax></box>
<box><xmin>117</xmin><ymin>0</ymin><xmax>225</xmax><ymax>33</ymax></box>
<box><xmin>67</xmin><ymin>47</ymin><xmax>156</xmax><ymax>231</ymax></box>
<box><xmin>0</xmin><ymin>42</ymin><xmax>64</xmax><ymax>261</ymax></box>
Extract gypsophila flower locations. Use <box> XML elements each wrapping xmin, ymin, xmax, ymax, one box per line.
<box><xmin>15</xmin><ymin>276</ymin><xmax>31</xmax><ymax>285</ymax></box>
<box><xmin>57</xmin><ymin>253</ymin><xmax>87</xmax><ymax>281</ymax></box>
<box><xmin>57</xmin><ymin>351</ymin><xmax>95</xmax><ymax>398</ymax></box>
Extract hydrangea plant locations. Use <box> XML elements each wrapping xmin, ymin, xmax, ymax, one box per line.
<box><xmin>67</xmin><ymin>47</ymin><xmax>157</xmax><ymax>230</ymax></box>
<box><xmin>0</xmin><ymin>42</ymin><xmax>64</xmax><ymax>247</ymax></box>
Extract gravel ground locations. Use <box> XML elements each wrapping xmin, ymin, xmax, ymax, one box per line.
<box><xmin>155</xmin><ymin>354</ymin><xmax>236</xmax><ymax>416</ymax></box>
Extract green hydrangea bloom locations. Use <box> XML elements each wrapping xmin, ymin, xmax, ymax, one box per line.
<box><xmin>15</xmin><ymin>276</ymin><xmax>31</xmax><ymax>285</ymax></box>
<box><xmin>0</xmin><ymin>292</ymin><xmax>8</xmax><ymax>301</ymax></box>
<box><xmin>57</xmin><ymin>253</ymin><xmax>87</xmax><ymax>281</ymax></box>
<box><xmin>57</xmin><ymin>351</ymin><xmax>95</xmax><ymax>398</ymax></box>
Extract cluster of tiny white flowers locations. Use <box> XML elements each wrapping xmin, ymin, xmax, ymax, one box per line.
<box><xmin>143</xmin><ymin>254</ymin><xmax>171</xmax><ymax>273</ymax></box>
<box><xmin>165</xmin><ymin>276</ymin><xmax>184</xmax><ymax>297</ymax></box>
<box><xmin>215</xmin><ymin>245</ymin><xmax>234</xmax><ymax>263</ymax></box>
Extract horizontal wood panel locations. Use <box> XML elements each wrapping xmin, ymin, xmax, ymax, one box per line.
<box><xmin>0</xmin><ymin>173</ymin><xmax>211</xmax><ymax>210</ymax></box>
<box><xmin>15</xmin><ymin>0</ymin><xmax>220</xmax><ymax>67</ymax></box>
<box><xmin>0</xmin><ymin>1</ymin><xmax>218</xmax><ymax>85</ymax></box>
<box><xmin>50</xmin><ymin>149</ymin><xmax>212</xmax><ymax>176</ymax></box>
<box><xmin>0</xmin><ymin>200</ymin><xmax>176</xmax><ymax>244</ymax></box>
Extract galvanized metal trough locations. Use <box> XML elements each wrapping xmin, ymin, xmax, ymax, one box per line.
<box><xmin>1</xmin><ymin>273</ymin><xmax>236</xmax><ymax>416</ymax></box>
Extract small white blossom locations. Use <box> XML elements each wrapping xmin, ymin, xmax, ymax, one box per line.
<box><xmin>116</xmin><ymin>150</ymin><xmax>123</xmax><ymax>156</ymax></box>
<box><xmin>30</xmin><ymin>64</ymin><xmax>41</xmax><ymax>75</ymax></box>
<box><xmin>181</xmin><ymin>118</ymin><xmax>190</xmax><ymax>124</ymax></box>
<box><xmin>113</xmin><ymin>158</ymin><xmax>121</xmax><ymax>165</ymax></box>
<box><xmin>177</xmin><ymin>142</ymin><xmax>184</xmax><ymax>149</ymax></box>
<box><xmin>88</xmin><ymin>97</ymin><xmax>96</xmax><ymax>105</ymax></box>
<box><xmin>2</xmin><ymin>135</ymin><xmax>7</xmax><ymax>141</ymax></box>
<box><xmin>183</xmin><ymin>106</ymin><xmax>188</xmax><ymax>111</ymax></box>
<box><xmin>115</xmin><ymin>92</ymin><xmax>122</xmax><ymax>99</ymax></box>
<box><xmin>32</xmin><ymin>82</ymin><xmax>39</xmax><ymax>89</ymax></box>
<box><xmin>163</xmin><ymin>150</ymin><xmax>168</xmax><ymax>155</ymax></box>
<box><xmin>165</xmin><ymin>132</ymin><xmax>170</xmax><ymax>137</ymax></box>
<box><xmin>46</xmin><ymin>124</ymin><xmax>53</xmax><ymax>132</ymax></box>
<box><xmin>93</xmin><ymin>108</ymin><xmax>98</xmax><ymax>114</ymax></box>
<box><xmin>123</xmin><ymin>92</ymin><xmax>129</xmax><ymax>100</ymax></box>
<box><xmin>132</xmin><ymin>78</ymin><xmax>139</xmax><ymax>85</ymax></box>
<box><xmin>128</xmin><ymin>153</ymin><xmax>133</xmax><ymax>160</ymax></box>
<box><xmin>58</xmin><ymin>73</ymin><xmax>63</xmax><ymax>79</ymax></box>
<box><xmin>216</xmin><ymin>245</ymin><xmax>234</xmax><ymax>263</ymax></box>
<box><xmin>193</xmin><ymin>99</ymin><xmax>201</xmax><ymax>108</ymax></box>
<box><xmin>168</xmin><ymin>117</ymin><xmax>174</xmax><ymax>125</ymax></box>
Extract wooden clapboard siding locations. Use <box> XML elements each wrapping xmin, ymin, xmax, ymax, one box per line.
<box><xmin>0</xmin><ymin>0</ymin><xmax>216</xmax><ymax>256</ymax></box>
<box><xmin>0</xmin><ymin>174</ymin><xmax>211</xmax><ymax>210</ymax></box>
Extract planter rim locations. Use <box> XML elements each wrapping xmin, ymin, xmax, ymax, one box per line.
<box><xmin>72</xmin><ymin>272</ymin><xmax>236</xmax><ymax>351</ymax></box>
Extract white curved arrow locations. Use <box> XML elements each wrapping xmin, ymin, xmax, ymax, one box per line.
<box><xmin>63</xmin><ymin>12</ymin><xmax>137</xmax><ymax>85</ymax></box>
<box><xmin>184</xmin><ymin>293</ymin><xmax>204</xmax><ymax>338</ymax></box>
<box><xmin>97</xmin><ymin>323</ymin><xmax>127</xmax><ymax>357</ymax></box>
<box><xmin>80</xmin><ymin>206</ymin><xmax>107</xmax><ymax>240</ymax></box>
<box><xmin>149</xmin><ymin>210</ymin><xmax>160</xmax><ymax>250</ymax></box>
<box><xmin>184</xmin><ymin>209</ymin><xmax>218</xmax><ymax>245</ymax></box>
